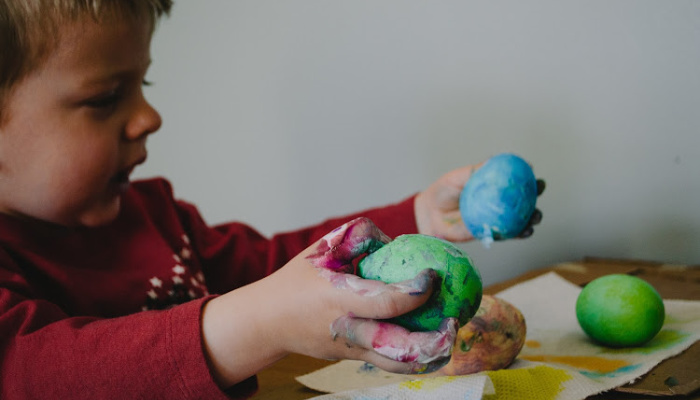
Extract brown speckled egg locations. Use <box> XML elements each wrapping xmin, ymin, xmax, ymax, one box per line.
<box><xmin>440</xmin><ymin>294</ymin><xmax>526</xmax><ymax>375</ymax></box>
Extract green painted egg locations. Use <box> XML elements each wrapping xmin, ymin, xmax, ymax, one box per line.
<box><xmin>357</xmin><ymin>234</ymin><xmax>483</xmax><ymax>332</ymax></box>
<box><xmin>576</xmin><ymin>274</ymin><xmax>665</xmax><ymax>347</ymax></box>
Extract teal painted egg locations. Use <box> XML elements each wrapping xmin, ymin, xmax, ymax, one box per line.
<box><xmin>357</xmin><ymin>234</ymin><xmax>483</xmax><ymax>332</ymax></box>
<box><xmin>459</xmin><ymin>153</ymin><xmax>538</xmax><ymax>243</ymax></box>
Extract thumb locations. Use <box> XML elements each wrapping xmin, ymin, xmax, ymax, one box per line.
<box><xmin>324</xmin><ymin>268</ymin><xmax>439</xmax><ymax>320</ymax></box>
<box><xmin>445</xmin><ymin>162</ymin><xmax>485</xmax><ymax>190</ymax></box>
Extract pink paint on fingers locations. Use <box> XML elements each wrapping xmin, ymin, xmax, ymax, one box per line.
<box><xmin>331</xmin><ymin>316</ymin><xmax>458</xmax><ymax>369</ymax></box>
<box><xmin>307</xmin><ymin>217</ymin><xmax>391</xmax><ymax>272</ymax></box>
<box><xmin>370</xmin><ymin>318</ymin><xmax>458</xmax><ymax>364</ymax></box>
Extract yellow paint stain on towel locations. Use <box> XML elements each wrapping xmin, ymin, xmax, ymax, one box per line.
<box><xmin>520</xmin><ymin>355</ymin><xmax>628</xmax><ymax>374</ymax></box>
<box><xmin>400</xmin><ymin>376</ymin><xmax>457</xmax><ymax>391</ymax></box>
<box><xmin>483</xmin><ymin>365</ymin><xmax>571</xmax><ymax>400</ymax></box>
<box><xmin>525</xmin><ymin>340</ymin><xmax>541</xmax><ymax>348</ymax></box>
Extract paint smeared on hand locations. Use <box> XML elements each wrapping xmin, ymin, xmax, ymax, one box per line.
<box><xmin>331</xmin><ymin>316</ymin><xmax>458</xmax><ymax>374</ymax></box>
<box><xmin>317</xmin><ymin>268</ymin><xmax>437</xmax><ymax>297</ymax></box>
<box><xmin>307</xmin><ymin>217</ymin><xmax>390</xmax><ymax>273</ymax></box>
<box><xmin>307</xmin><ymin>218</ymin><xmax>458</xmax><ymax>374</ymax></box>
<box><xmin>308</xmin><ymin>218</ymin><xmax>437</xmax><ymax>297</ymax></box>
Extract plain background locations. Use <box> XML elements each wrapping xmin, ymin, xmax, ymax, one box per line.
<box><xmin>137</xmin><ymin>1</ymin><xmax>700</xmax><ymax>287</ymax></box>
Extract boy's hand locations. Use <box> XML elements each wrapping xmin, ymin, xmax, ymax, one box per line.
<box><xmin>302</xmin><ymin>217</ymin><xmax>458</xmax><ymax>374</ymax></box>
<box><xmin>202</xmin><ymin>217</ymin><xmax>457</xmax><ymax>388</ymax></box>
<box><xmin>414</xmin><ymin>163</ymin><xmax>545</xmax><ymax>242</ymax></box>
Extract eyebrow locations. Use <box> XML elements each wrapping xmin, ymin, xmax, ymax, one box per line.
<box><xmin>79</xmin><ymin>59</ymin><xmax>153</xmax><ymax>87</ymax></box>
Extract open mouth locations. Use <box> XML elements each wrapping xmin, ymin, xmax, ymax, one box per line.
<box><xmin>111</xmin><ymin>156</ymin><xmax>146</xmax><ymax>190</ymax></box>
<box><xmin>110</xmin><ymin>162</ymin><xmax>140</xmax><ymax>191</ymax></box>
<box><xmin>112</xmin><ymin>168</ymin><xmax>132</xmax><ymax>184</ymax></box>
<box><xmin>109</xmin><ymin>167</ymin><xmax>133</xmax><ymax>193</ymax></box>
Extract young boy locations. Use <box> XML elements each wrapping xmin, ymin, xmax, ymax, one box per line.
<box><xmin>0</xmin><ymin>1</ymin><xmax>543</xmax><ymax>399</ymax></box>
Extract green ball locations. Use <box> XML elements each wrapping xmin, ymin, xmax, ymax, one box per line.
<box><xmin>576</xmin><ymin>274</ymin><xmax>665</xmax><ymax>347</ymax></box>
<box><xmin>357</xmin><ymin>234</ymin><xmax>483</xmax><ymax>332</ymax></box>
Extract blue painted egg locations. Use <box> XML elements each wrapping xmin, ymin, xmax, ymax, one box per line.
<box><xmin>459</xmin><ymin>153</ymin><xmax>537</xmax><ymax>243</ymax></box>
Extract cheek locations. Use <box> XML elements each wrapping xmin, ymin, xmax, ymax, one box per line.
<box><xmin>35</xmin><ymin>140</ymin><xmax>119</xmax><ymax>205</ymax></box>
<box><xmin>65</xmin><ymin>138</ymin><xmax>119</xmax><ymax>176</ymax></box>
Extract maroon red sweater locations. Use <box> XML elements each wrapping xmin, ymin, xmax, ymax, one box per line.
<box><xmin>0</xmin><ymin>178</ymin><xmax>418</xmax><ymax>399</ymax></box>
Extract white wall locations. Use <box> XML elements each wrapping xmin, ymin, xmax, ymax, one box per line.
<box><xmin>137</xmin><ymin>1</ymin><xmax>700</xmax><ymax>287</ymax></box>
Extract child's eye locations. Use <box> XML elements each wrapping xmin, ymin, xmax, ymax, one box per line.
<box><xmin>85</xmin><ymin>90</ymin><xmax>120</xmax><ymax>109</ymax></box>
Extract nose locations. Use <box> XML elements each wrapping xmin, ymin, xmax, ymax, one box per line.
<box><xmin>124</xmin><ymin>96</ymin><xmax>162</xmax><ymax>141</ymax></box>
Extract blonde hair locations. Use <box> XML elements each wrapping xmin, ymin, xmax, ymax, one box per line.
<box><xmin>0</xmin><ymin>0</ymin><xmax>172</xmax><ymax>123</ymax></box>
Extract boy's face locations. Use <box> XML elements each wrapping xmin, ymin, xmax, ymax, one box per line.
<box><xmin>0</xmin><ymin>16</ymin><xmax>161</xmax><ymax>227</ymax></box>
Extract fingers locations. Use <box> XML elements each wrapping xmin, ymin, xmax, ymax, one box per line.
<box><xmin>518</xmin><ymin>208</ymin><xmax>543</xmax><ymax>239</ymax></box>
<box><xmin>330</xmin><ymin>316</ymin><xmax>458</xmax><ymax>373</ymax></box>
<box><xmin>321</xmin><ymin>268</ymin><xmax>454</xmax><ymax>373</ymax></box>
<box><xmin>306</xmin><ymin>217</ymin><xmax>391</xmax><ymax>273</ymax></box>
<box><xmin>518</xmin><ymin>179</ymin><xmax>545</xmax><ymax>239</ymax></box>
<box><xmin>437</xmin><ymin>210</ymin><xmax>471</xmax><ymax>242</ymax></box>
<box><xmin>362</xmin><ymin>349</ymin><xmax>452</xmax><ymax>375</ymax></box>
<box><xmin>536</xmin><ymin>179</ymin><xmax>546</xmax><ymax>196</ymax></box>
<box><xmin>444</xmin><ymin>163</ymin><xmax>484</xmax><ymax>189</ymax></box>
<box><xmin>318</xmin><ymin>268</ymin><xmax>438</xmax><ymax>301</ymax></box>
<box><xmin>415</xmin><ymin>163</ymin><xmax>485</xmax><ymax>241</ymax></box>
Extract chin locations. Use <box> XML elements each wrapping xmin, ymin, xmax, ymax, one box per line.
<box><xmin>76</xmin><ymin>198</ymin><xmax>122</xmax><ymax>227</ymax></box>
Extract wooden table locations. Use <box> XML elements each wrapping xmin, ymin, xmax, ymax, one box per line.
<box><xmin>251</xmin><ymin>258</ymin><xmax>700</xmax><ymax>399</ymax></box>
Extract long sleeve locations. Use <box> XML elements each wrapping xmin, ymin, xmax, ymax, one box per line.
<box><xmin>0</xmin><ymin>254</ymin><xmax>232</xmax><ymax>399</ymax></box>
<box><xmin>175</xmin><ymin>194</ymin><xmax>419</xmax><ymax>293</ymax></box>
<box><xmin>0</xmin><ymin>178</ymin><xmax>420</xmax><ymax>399</ymax></box>
<box><xmin>0</xmin><ymin>179</ymin><xmax>252</xmax><ymax>399</ymax></box>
